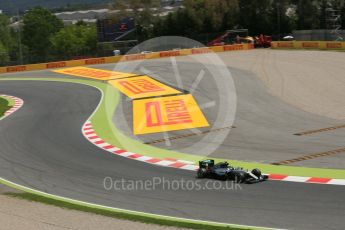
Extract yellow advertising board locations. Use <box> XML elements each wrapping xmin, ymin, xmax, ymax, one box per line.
<box><xmin>1</xmin><ymin>44</ymin><xmax>255</xmax><ymax>75</ymax></box>
<box><xmin>109</xmin><ymin>76</ymin><xmax>181</xmax><ymax>99</ymax></box>
<box><xmin>53</xmin><ymin>67</ymin><xmax>137</xmax><ymax>80</ymax></box>
<box><xmin>133</xmin><ymin>94</ymin><xmax>209</xmax><ymax>135</ymax></box>
<box><xmin>271</xmin><ymin>41</ymin><xmax>345</xmax><ymax>50</ymax></box>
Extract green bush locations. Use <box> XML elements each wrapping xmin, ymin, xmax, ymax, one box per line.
<box><xmin>0</xmin><ymin>42</ymin><xmax>10</xmax><ymax>66</ymax></box>
<box><xmin>0</xmin><ymin>97</ymin><xmax>11</xmax><ymax>117</ymax></box>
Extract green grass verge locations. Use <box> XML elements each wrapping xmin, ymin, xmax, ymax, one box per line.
<box><xmin>4</xmin><ymin>192</ymin><xmax>255</xmax><ymax>230</ymax></box>
<box><xmin>6</xmin><ymin>96</ymin><xmax>15</xmax><ymax>107</ymax></box>
<box><xmin>1</xmin><ymin>78</ymin><xmax>345</xmax><ymax>179</ymax></box>
<box><xmin>0</xmin><ymin>178</ymin><xmax>266</xmax><ymax>230</ymax></box>
<box><xmin>0</xmin><ymin>96</ymin><xmax>12</xmax><ymax>118</ymax></box>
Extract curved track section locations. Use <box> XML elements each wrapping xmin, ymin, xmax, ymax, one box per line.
<box><xmin>110</xmin><ymin>56</ymin><xmax>345</xmax><ymax>169</ymax></box>
<box><xmin>0</xmin><ymin>94</ymin><xmax>24</xmax><ymax>119</ymax></box>
<box><xmin>0</xmin><ymin>80</ymin><xmax>345</xmax><ymax>230</ymax></box>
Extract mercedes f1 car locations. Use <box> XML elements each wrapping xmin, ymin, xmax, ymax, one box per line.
<box><xmin>197</xmin><ymin>159</ymin><xmax>268</xmax><ymax>183</ymax></box>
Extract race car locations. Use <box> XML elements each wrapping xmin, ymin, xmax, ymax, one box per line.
<box><xmin>196</xmin><ymin>159</ymin><xmax>268</xmax><ymax>183</ymax></box>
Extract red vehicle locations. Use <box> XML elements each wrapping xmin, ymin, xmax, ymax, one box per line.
<box><xmin>208</xmin><ymin>30</ymin><xmax>271</xmax><ymax>48</ymax></box>
<box><xmin>254</xmin><ymin>34</ymin><xmax>272</xmax><ymax>48</ymax></box>
<box><xmin>207</xmin><ymin>29</ymin><xmax>251</xmax><ymax>46</ymax></box>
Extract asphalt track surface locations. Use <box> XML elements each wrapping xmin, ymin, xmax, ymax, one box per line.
<box><xmin>105</xmin><ymin>54</ymin><xmax>345</xmax><ymax>169</ymax></box>
<box><xmin>1</xmin><ymin>80</ymin><xmax>345</xmax><ymax>230</ymax></box>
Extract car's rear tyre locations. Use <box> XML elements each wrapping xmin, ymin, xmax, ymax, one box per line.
<box><xmin>252</xmin><ymin>168</ymin><xmax>262</xmax><ymax>178</ymax></box>
<box><xmin>197</xmin><ymin>168</ymin><xmax>207</xmax><ymax>178</ymax></box>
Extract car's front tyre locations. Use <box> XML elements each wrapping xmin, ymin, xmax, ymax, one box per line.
<box><xmin>251</xmin><ymin>168</ymin><xmax>262</xmax><ymax>178</ymax></box>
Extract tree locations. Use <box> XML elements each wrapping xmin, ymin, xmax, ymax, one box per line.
<box><xmin>238</xmin><ymin>0</ymin><xmax>273</xmax><ymax>35</ymax></box>
<box><xmin>319</xmin><ymin>0</ymin><xmax>329</xmax><ymax>29</ymax></box>
<box><xmin>0</xmin><ymin>15</ymin><xmax>13</xmax><ymax>49</ymax></box>
<box><xmin>22</xmin><ymin>7</ymin><xmax>64</xmax><ymax>62</ymax></box>
<box><xmin>136</xmin><ymin>8</ymin><xmax>156</xmax><ymax>41</ymax></box>
<box><xmin>270</xmin><ymin>0</ymin><xmax>295</xmax><ymax>36</ymax></box>
<box><xmin>174</xmin><ymin>7</ymin><xmax>203</xmax><ymax>36</ymax></box>
<box><xmin>221</xmin><ymin>0</ymin><xmax>240</xmax><ymax>31</ymax></box>
<box><xmin>136</xmin><ymin>0</ymin><xmax>343</xmax><ymax>41</ymax></box>
<box><xmin>331</xmin><ymin>0</ymin><xmax>345</xmax><ymax>29</ymax></box>
<box><xmin>294</xmin><ymin>0</ymin><xmax>320</xmax><ymax>29</ymax></box>
<box><xmin>0</xmin><ymin>14</ymin><xmax>18</xmax><ymax>65</ymax></box>
<box><xmin>50</xmin><ymin>24</ymin><xmax>97</xmax><ymax>59</ymax></box>
<box><xmin>340</xmin><ymin>4</ymin><xmax>345</xmax><ymax>29</ymax></box>
<box><xmin>0</xmin><ymin>42</ymin><xmax>10</xmax><ymax>66</ymax></box>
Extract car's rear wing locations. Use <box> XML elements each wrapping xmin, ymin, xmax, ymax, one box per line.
<box><xmin>199</xmin><ymin>159</ymin><xmax>215</xmax><ymax>168</ymax></box>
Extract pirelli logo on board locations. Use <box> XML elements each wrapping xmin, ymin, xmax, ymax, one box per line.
<box><xmin>109</xmin><ymin>76</ymin><xmax>181</xmax><ymax>99</ymax></box>
<box><xmin>53</xmin><ymin>67</ymin><xmax>137</xmax><ymax>80</ymax></box>
<box><xmin>302</xmin><ymin>42</ymin><xmax>319</xmax><ymax>48</ymax></box>
<box><xmin>159</xmin><ymin>50</ymin><xmax>181</xmax><ymax>57</ymax></box>
<box><xmin>326</xmin><ymin>42</ymin><xmax>342</xmax><ymax>49</ymax></box>
<box><xmin>124</xmin><ymin>54</ymin><xmax>146</xmax><ymax>61</ymax></box>
<box><xmin>84</xmin><ymin>58</ymin><xmax>106</xmax><ymax>65</ymax></box>
<box><xmin>6</xmin><ymin>66</ymin><xmax>26</xmax><ymax>72</ymax></box>
<box><xmin>191</xmin><ymin>47</ymin><xmax>212</xmax><ymax>54</ymax></box>
<box><xmin>133</xmin><ymin>94</ymin><xmax>209</xmax><ymax>135</ymax></box>
<box><xmin>277</xmin><ymin>42</ymin><xmax>293</xmax><ymax>48</ymax></box>
<box><xmin>46</xmin><ymin>62</ymin><xmax>66</xmax><ymax>68</ymax></box>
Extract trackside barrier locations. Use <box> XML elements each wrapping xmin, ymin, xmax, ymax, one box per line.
<box><xmin>0</xmin><ymin>44</ymin><xmax>254</xmax><ymax>75</ymax></box>
<box><xmin>271</xmin><ymin>41</ymin><xmax>345</xmax><ymax>50</ymax></box>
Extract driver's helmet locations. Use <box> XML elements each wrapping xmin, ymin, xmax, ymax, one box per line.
<box><xmin>219</xmin><ymin>162</ymin><xmax>229</xmax><ymax>168</ymax></box>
